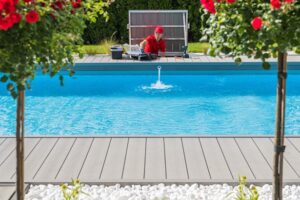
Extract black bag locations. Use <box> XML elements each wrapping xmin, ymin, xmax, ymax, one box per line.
<box><xmin>132</xmin><ymin>53</ymin><xmax>158</xmax><ymax>61</ymax></box>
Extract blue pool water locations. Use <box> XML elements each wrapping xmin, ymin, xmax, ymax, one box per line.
<box><xmin>1</xmin><ymin>71</ymin><xmax>300</xmax><ymax>136</ymax></box>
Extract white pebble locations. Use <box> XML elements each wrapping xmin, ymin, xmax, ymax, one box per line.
<box><xmin>25</xmin><ymin>183</ymin><xmax>300</xmax><ymax>200</ymax></box>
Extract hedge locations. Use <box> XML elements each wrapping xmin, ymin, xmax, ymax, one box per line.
<box><xmin>82</xmin><ymin>0</ymin><xmax>204</xmax><ymax>44</ymax></box>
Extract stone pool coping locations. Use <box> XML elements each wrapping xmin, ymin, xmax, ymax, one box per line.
<box><xmin>73</xmin><ymin>53</ymin><xmax>300</xmax><ymax>71</ymax></box>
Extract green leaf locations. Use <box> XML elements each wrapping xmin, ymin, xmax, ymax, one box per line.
<box><xmin>0</xmin><ymin>75</ymin><xmax>8</xmax><ymax>83</ymax></box>
<box><xmin>7</xmin><ymin>83</ymin><xmax>14</xmax><ymax>91</ymax></box>
<box><xmin>262</xmin><ymin>62</ymin><xmax>271</xmax><ymax>70</ymax></box>
<box><xmin>234</xmin><ymin>57</ymin><xmax>242</xmax><ymax>65</ymax></box>
<box><xmin>59</xmin><ymin>75</ymin><xmax>64</xmax><ymax>86</ymax></box>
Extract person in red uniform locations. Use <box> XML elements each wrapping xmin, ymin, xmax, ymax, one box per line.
<box><xmin>139</xmin><ymin>26</ymin><xmax>166</xmax><ymax>57</ymax></box>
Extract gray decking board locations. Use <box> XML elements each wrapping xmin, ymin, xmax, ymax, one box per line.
<box><xmin>288</xmin><ymin>138</ymin><xmax>300</xmax><ymax>152</ymax></box>
<box><xmin>235</xmin><ymin>138</ymin><xmax>272</xmax><ymax>180</ymax></box>
<box><xmin>164</xmin><ymin>138</ymin><xmax>188</xmax><ymax>179</ymax></box>
<box><xmin>1</xmin><ymin>136</ymin><xmax>300</xmax><ymax>184</ymax></box>
<box><xmin>181</xmin><ymin>138</ymin><xmax>210</xmax><ymax>180</ymax></box>
<box><xmin>100</xmin><ymin>138</ymin><xmax>128</xmax><ymax>180</ymax></box>
<box><xmin>217</xmin><ymin>138</ymin><xmax>255</xmax><ymax>180</ymax></box>
<box><xmin>253</xmin><ymin>138</ymin><xmax>299</xmax><ymax>179</ymax></box>
<box><xmin>0</xmin><ymin>138</ymin><xmax>40</xmax><ymax>182</ymax></box>
<box><xmin>55</xmin><ymin>138</ymin><xmax>93</xmax><ymax>182</ymax></box>
<box><xmin>0</xmin><ymin>138</ymin><xmax>5</xmax><ymax>145</ymax></box>
<box><xmin>0</xmin><ymin>138</ymin><xmax>15</xmax><ymax>166</ymax></box>
<box><xmin>78</xmin><ymin>138</ymin><xmax>111</xmax><ymax>182</ymax></box>
<box><xmin>279</xmin><ymin>139</ymin><xmax>300</xmax><ymax>177</ymax></box>
<box><xmin>145</xmin><ymin>138</ymin><xmax>166</xmax><ymax>180</ymax></box>
<box><xmin>122</xmin><ymin>138</ymin><xmax>146</xmax><ymax>180</ymax></box>
<box><xmin>13</xmin><ymin>138</ymin><xmax>58</xmax><ymax>181</ymax></box>
<box><xmin>33</xmin><ymin>138</ymin><xmax>76</xmax><ymax>182</ymax></box>
<box><xmin>74</xmin><ymin>54</ymin><xmax>300</xmax><ymax>64</ymax></box>
<box><xmin>0</xmin><ymin>185</ymin><xmax>15</xmax><ymax>200</ymax></box>
<box><xmin>200</xmin><ymin>138</ymin><xmax>233</xmax><ymax>180</ymax></box>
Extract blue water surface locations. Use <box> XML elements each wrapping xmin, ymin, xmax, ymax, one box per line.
<box><xmin>1</xmin><ymin>71</ymin><xmax>300</xmax><ymax>136</ymax></box>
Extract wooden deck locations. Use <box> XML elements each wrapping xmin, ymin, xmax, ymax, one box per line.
<box><xmin>74</xmin><ymin>53</ymin><xmax>300</xmax><ymax>64</ymax></box>
<box><xmin>1</xmin><ymin>136</ymin><xmax>300</xmax><ymax>185</ymax></box>
<box><xmin>73</xmin><ymin>53</ymin><xmax>300</xmax><ymax>71</ymax></box>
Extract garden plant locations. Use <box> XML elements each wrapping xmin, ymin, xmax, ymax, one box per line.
<box><xmin>200</xmin><ymin>0</ymin><xmax>300</xmax><ymax>199</ymax></box>
<box><xmin>0</xmin><ymin>0</ymin><xmax>111</xmax><ymax>199</ymax></box>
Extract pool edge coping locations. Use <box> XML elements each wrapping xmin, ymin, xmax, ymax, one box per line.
<box><xmin>1</xmin><ymin>135</ymin><xmax>300</xmax><ymax>138</ymax></box>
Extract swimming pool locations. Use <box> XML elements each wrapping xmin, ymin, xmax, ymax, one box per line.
<box><xmin>1</xmin><ymin>70</ymin><xmax>300</xmax><ymax>136</ymax></box>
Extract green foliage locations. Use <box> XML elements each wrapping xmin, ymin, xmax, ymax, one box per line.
<box><xmin>82</xmin><ymin>0</ymin><xmax>205</xmax><ymax>44</ymax></box>
<box><xmin>176</xmin><ymin>0</ymin><xmax>204</xmax><ymax>41</ymax></box>
<box><xmin>227</xmin><ymin>176</ymin><xmax>259</xmax><ymax>200</ymax></box>
<box><xmin>188</xmin><ymin>42</ymin><xmax>210</xmax><ymax>54</ymax></box>
<box><xmin>79</xmin><ymin>42</ymin><xmax>209</xmax><ymax>55</ymax></box>
<box><xmin>82</xmin><ymin>0</ymin><xmax>112</xmax><ymax>23</ymax></box>
<box><xmin>0</xmin><ymin>1</ymin><xmax>111</xmax><ymax>98</ymax></box>
<box><xmin>61</xmin><ymin>179</ymin><xmax>87</xmax><ymax>200</ymax></box>
<box><xmin>201</xmin><ymin>1</ymin><xmax>300</xmax><ymax>68</ymax></box>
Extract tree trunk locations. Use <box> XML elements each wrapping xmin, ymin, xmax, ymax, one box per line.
<box><xmin>273</xmin><ymin>52</ymin><xmax>287</xmax><ymax>200</ymax></box>
<box><xmin>16</xmin><ymin>90</ymin><xmax>25</xmax><ymax>200</ymax></box>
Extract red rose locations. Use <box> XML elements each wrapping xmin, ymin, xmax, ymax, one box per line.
<box><xmin>0</xmin><ymin>2</ymin><xmax>4</xmax><ymax>11</ymax></box>
<box><xmin>23</xmin><ymin>0</ymin><xmax>34</xmax><ymax>3</ymax></box>
<box><xmin>25</xmin><ymin>10</ymin><xmax>39</xmax><ymax>24</ymax></box>
<box><xmin>49</xmin><ymin>13</ymin><xmax>56</xmax><ymax>20</ymax></box>
<box><xmin>271</xmin><ymin>0</ymin><xmax>281</xmax><ymax>9</ymax></box>
<box><xmin>51</xmin><ymin>1</ymin><xmax>64</xmax><ymax>10</ymax></box>
<box><xmin>3</xmin><ymin>0</ymin><xmax>16</xmax><ymax>14</ymax></box>
<box><xmin>251</xmin><ymin>17</ymin><xmax>263</xmax><ymax>31</ymax></box>
<box><xmin>200</xmin><ymin>0</ymin><xmax>216</xmax><ymax>14</ymax></box>
<box><xmin>0</xmin><ymin>16</ymin><xmax>14</xmax><ymax>30</ymax></box>
<box><xmin>71</xmin><ymin>0</ymin><xmax>81</xmax><ymax>9</ymax></box>
<box><xmin>11</xmin><ymin>13</ymin><xmax>22</xmax><ymax>23</ymax></box>
<box><xmin>226</xmin><ymin>0</ymin><xmax>236</xmax><ymax>3</ymax></box>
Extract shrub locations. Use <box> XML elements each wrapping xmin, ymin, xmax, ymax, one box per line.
<box><xmin>82</xmin><ymin>0</ymin><xmax>205</xmax><ymax>44</ymax></box>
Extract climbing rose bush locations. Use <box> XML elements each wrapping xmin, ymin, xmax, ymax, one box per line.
<box><xmin>0</xmin><ymin>0</ymin><xmax>112</xmax><ymax>97</ymax></box>
<box><xmin>0</xmin><ymin>0</ymin><xmax>82</xmax><ymax>30</ymax></box>
<box><xmin>200</xmin><ymin>0</ymin><xmax>300</xmax><ymax>68</ymax></box>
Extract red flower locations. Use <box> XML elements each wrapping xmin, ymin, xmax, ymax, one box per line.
<box><xmin>200</xmin><ymin>0</ymin><xmax>216</xmax><ymax>14</ymax></box>
<box><xmin>0</xmin><ymin>0</ymin><xmax>22</xmax><ymax>30</ymax></box>
<box><xmin>71</xmin><ymin>0</ymin><xmax>81</xmax><ymax>9</ymax></box>
<box><xmin>2</xmin><ymin>0</ymin><xmax>16</xmax><ymax>14</ymax></box>
<box><xmin>0</xmin><ymin>16</ymin><xmax>14</xmax><ymax>30</ymax></box>
<box><xmin>51</xmin><ymin>1</ymin><xmax>64</xmax><ymax>10</ymax></box>
<box><xmin>25</xmin><ymin>10</ymin><xmax>39</xmax><ymax>24</ymax></box>
<box><xmin>271</xmin><ymin>0</ymin><xmax>281</xmax><ymax>9</ymax></box>
<box><xmin>251</xmin><ymin>17</ymin><xmax>263</xmax><ymax>30</ymax></box>
<box><xmin>23</xmin><ymin>0</ymin><xmax>34</xmax><ymax>3</ymax></box>
<box><xmin>226</xmin><ymin>0</ymin><xmax>236</xmax><ymax>3</ymax></box>
<box><xmin>49</xmin><ymin>13</ymin><xmax>56</xmax><ymax>20</ymax></box>
<box><xmin>11</xmin><ymin>12</ymin><xmax>22</xmax><ymax>23</ymax></box>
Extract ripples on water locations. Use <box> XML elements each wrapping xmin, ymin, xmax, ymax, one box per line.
<box><xmin>0</xmin><ymin>73</ymin><xmax>300</xmax><ymax>135</ymax></box>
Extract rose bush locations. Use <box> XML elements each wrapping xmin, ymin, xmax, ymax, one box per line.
<box><xmin>0</xmin><ymin>0</ymin><xmax>111</xmax><ymax>97</ymax></box>
<box><xmin>200</xmin><ymin>0</ymin><xmax>300</xmax><ymax>68</ymax></box>
<box><xmin>0</xmin><ymin>1</ymin><xmax>112</xmax><ymax>199</ymax></box>
<box><xmin>200</xmin><ymin>1</ymin><xmax>300</xmax><ymax>199</ymax></box>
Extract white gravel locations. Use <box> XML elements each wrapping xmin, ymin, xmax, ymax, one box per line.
<box><xmin>25</xmin><ymin>183</ymin><xmax>300</xmax><ymax>200</ymax></box>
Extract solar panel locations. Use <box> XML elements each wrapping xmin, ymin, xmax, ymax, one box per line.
<box><xmin>128</xmin><ymin>10</ymin><xmax>189</xmax><ymax>56</ymax></box>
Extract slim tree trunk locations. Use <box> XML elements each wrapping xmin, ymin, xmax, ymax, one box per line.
<box><xmin>273</xmin><ymin>52</ymin><xmax>287</xmax><ymax>200</ymax></box>
<box><xmin>16</xmin><ymin>90</ymin><xmax>25</xmax><ymax>200</ymax></box>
